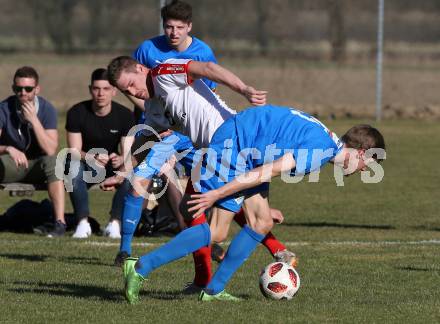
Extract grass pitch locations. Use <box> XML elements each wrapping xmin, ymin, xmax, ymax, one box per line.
<box><xmin>0</xmin><ymin>119</ymin><xmax>439</xmax><ymax>323</ymax></box>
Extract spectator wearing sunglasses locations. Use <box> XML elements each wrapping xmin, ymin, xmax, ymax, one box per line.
<box><xmin>0</xmin><ymin>66</ymin><xmax>66</xmax><ymax>237</ymax></box>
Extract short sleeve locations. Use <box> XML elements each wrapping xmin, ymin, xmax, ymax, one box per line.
<box><xmin>39</xmin><ymin>99</ymin><xmax>57</xmax><ymax>130</ymax></box>
<box><xmin>0</xmin><ymin>103</ymin><xmax>6</xmax><ymax>129</ymax></box>
<box><xmin>153</xmin><ymin>60</ymin><xmax>192</xmax><ymax>91</ymax></box>
<box><xmin>65</xmin><ymin>106</ymin><xmax>81</xmax><ymax>133</ymax></box>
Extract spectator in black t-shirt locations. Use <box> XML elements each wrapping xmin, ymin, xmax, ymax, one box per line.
<box><xmin>0</xmin><ymin>66</ymin><xmax>66</xmax><ymax>237</ymax></box>
<box><xmin>65</xmin><ymin>68</ymin><xmax>135</xmax><ymax>238</ymax></box>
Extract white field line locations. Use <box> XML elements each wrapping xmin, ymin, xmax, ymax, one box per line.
<box><xmin>1</xmin><ymin>239</ymin><xmax>439</xmax><ymax>248</ymax></box>
<box><xmin>86</xmin><ymin>239</ymin><xmax>440</xmax><ymax>247</ymax></box>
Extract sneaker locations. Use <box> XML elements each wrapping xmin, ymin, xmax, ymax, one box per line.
<box><xmin>274</xmin><ymin>250</ymin><xmax>298</xmax><ymax>268</ymax></box>
<box><xmin>199</xmin><ymin>290</ymin><xmax>242</xmax><ymax>302</ymax></box>
<box><xmin>211</xmin><ymin>243</ymin><xmax>225</xmax><ymax>263</ymax></box>
<box><xmin>123</xmin><ymin>257</ymin><xmax>145</xmax><ymax>304</ymax></box>
<box><xmin>47</xmin><ymin>220</ymin><xmax>66</xmax><ymax>238</ymax></box>
<box><xmin>182</xmin><ymin>282</ymin><xmax>204</xmax><ymax>295</ymax></box>
<box><xmin>72</xmin><ymin>219</ymin><xmax>92</xmax><ymax>239</ymax></box>
<box><xmin>114</xmin><ymin>251</ymin><xmax>130</xmax><ymax>267</ymax></box>
<box><xmin>104</xmin><ymin>220</ymin><xmax>121</xmax><ymax>239</ymax></box>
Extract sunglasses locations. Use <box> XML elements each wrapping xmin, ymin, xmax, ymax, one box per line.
<box><xmin>12</xmin><ymin>85</ymin><xmax>35</xmax><ymax>93</ymax></box>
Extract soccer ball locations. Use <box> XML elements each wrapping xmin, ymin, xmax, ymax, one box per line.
<box><xmin>259</xmin><ymin>262</ymin><xmax>300</xmax><ymax>300</ymax></box>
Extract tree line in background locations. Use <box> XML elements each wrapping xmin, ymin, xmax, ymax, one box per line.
<box><xmin>0</xmin><ymin>0</ymin><xmax>439</xmax><ymax>61</ymax></box>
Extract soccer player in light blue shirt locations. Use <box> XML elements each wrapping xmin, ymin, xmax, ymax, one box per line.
<box><xmin>122</xmin><ymin>105</ymin><xmax>385</xmax><ymax>302</ymax></box>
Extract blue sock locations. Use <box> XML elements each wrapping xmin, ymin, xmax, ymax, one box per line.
<box><xmin>206</xmin><ymin>225</ymin><xmax>264</xmax><ymax>295</ymax></box>
<box><xmin>119</xmin><ymin>193</ymin><xmax>144</xmax><ymax>255</ymax></box>
<box><xmin>136</xmin><ymin>223</ymin><xmax>210</xmax><ymax>277</ymax></box>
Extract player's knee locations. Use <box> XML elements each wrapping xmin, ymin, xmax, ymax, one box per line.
<box><xmin>251</xmin><ymin>217</ymin><xmax>273</xmax><ymax>235</ymax></box>
<box><xmin>130</xmin><ymin>177</ymin><xmax>149</xmax><ymax>198</ymax></box>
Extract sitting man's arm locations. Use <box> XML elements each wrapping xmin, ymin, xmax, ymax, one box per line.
<box><xmin>188</xmin><ymin>153</ymin><xmax>296</xmax><ymax>217</ymax></box>
<box><xmin>0</xmin><ymin>129</ymin><xmax>29</xmax><ymax>168</ymax></box>
<box><xmin>22</xmin><ymin>101</ymin><xmax>58</xmax><ymax>156</ymax></box>
<box><xmin>187</xmin><ymin>61</ymin><xmax>267</xmax><ymax>106</ymax></box>
<box><xmin>67</xmin><ymin>132</ymin><xmax>109</xmax><ymax>167</ymax></box>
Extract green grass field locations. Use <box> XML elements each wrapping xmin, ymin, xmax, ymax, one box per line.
<box><xmin>0</xmin><ymin>119</ymin><xmax>439</xmax><ymax>323</ymax></box>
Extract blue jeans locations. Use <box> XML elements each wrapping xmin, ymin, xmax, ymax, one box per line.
<box><xmin>67</xmin><ymin>160</ymin><xmax>130</xmax><ymax>222</ymax></box>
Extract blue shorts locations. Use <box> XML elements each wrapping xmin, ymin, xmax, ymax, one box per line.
<box><xmin>134</xmin><ymin>132</ymin><xmax>197</xmax><ymax>179</ymax></box>
<box><xmin>196</xmin><ymin>118</ymin><xmax>269</xmax><ymax>213</ymax></box>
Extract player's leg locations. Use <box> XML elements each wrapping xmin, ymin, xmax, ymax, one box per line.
<box><xmin>179</xmin><ymin>180</ymin><xmax>213</xmax><ymax>291</ymax></box>
<box><xmin>173</xmin><ymin>139</ymin><xmax>215</xmax><ymax>291</ymax></box>
<box><xmin>201</xmin><ymin>192</ymin><xmax>272</xmax><ymax>301</ymax></box>
<box><xmin>117</xmin><ymin>134</ymin><xmax>180</xmax><ymax>265</ymax></box>
<box><xmin>123</xmin><ymin>211</ymin><xmax>212</xmax><ymax>304</ymax></box>
<box><xmin>233</xmin><ymin>208</ymin><xmax>298</xmax><ymax>267</ymax></box>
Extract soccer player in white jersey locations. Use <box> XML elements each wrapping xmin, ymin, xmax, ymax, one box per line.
<box><xmin>107</xmin><ymin>56</ymin><xmax>298</xmax><ymax>302</ymax></box>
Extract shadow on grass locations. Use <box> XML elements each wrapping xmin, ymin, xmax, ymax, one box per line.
<box><xmin>281</xmin><ymin>221</ymin><xmax>395</xmax><ymax>230</ymax></box>
<box><xmin>142</xmin><ymin>290</ymin><xmax>251</xmax><ymax>301</ymax></box>
<box><xmin>0</xmin><ymin>253</ymin><xmax>50</xmax><ymax>262</ymax></box>
<box><xmin>8</xmin><ymin>281</ymin><xmax>248</xmax><ymax>302</ymax></box>
<box><xmin>410</xmin><ymin>225</ymin><xmax>440</xmax><ymax>232</ymax></box>
<box><xmin>9</xmin><ymin>281</ymin><xmax>121</xmax><ymax>301</ymax></box>
<box><xmin>58</xmin><ymin>255</ymin><xmax>113</xmax><ymax>267</ymax></box>
<box><xmin>396</xmin><ymin>266</ymin><xmax>440</xmax><ymax>272</ymax></box>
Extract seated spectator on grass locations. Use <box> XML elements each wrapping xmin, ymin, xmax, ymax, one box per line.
<box><xmin>64</xmin><ymin>68</ymin><xmax>135</xmax><ymax>239</ymax></box>
<box><xmin>0</xmin><ymin>66</ymin><xmax>66</xmax><ymax>237</ymax></box>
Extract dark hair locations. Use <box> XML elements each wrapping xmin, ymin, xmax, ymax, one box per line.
<box><xmin>107</xmin><ymin>56</ymin><xmax>138</xmax><ymax>87</ymax></box>
<box><xmin>342</xmin><ymin>124</ymin><xmax>386</xmax><ymax>162</ymax></box>
<box><xmin>161</xmin><ymin>0</ymin><xmax>192</xmax><ymax>24</ymax></box>
<box><xmin>91</xmin><ymin>68</ymin><xmax>108</xmax><ymax>83</ymax></box>
<box><xmin>14</xmin><ymin>66</ymin><xmax>39</xmax><ymax>84</ymax></box>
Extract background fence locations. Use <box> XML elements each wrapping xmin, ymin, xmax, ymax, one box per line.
<box><xmin>0</xmin><ymin>0</ymin><xmax>439</xmax><ymax>119</ymax></box>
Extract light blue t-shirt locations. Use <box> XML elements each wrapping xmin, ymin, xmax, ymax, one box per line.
<box><xmin>234</xmin><ymin>105</ymin><xmax>343</xmax><ymax>175</ymax></box>
<box><xmin>132</xmin><ymin>35</ymin><xmax>217</xmax><ymax>90</ymax></box>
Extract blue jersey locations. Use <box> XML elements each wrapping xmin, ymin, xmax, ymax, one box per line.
<box><xmin>197</xmin><ymin>105</ymin><xmax>343</xmax><ymax>213</ymax></box>
<box><xmin>233</xmin><ymin>105</ymin><xmax>343</xmax><ymax>175</ymax></box>
<box><xmin>132</xmin><ymin>35</ymin><xmax>217</xmax><ymax>90</ymax></box>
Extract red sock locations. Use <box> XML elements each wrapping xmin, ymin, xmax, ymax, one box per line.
<box><xmin>184</xmin><ymin>179</ymin><xmax>212</xmax><ymax>287</ymax></box>
<box><xmin>233</xmin><ymin>209</ymin><xmax>286</xmax><ymax>257</ymax></box>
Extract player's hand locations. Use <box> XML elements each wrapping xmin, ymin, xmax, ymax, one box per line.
<box><xmin>109</xmin><ymin>153</ymin><xmax>123</xmax><ymax>169</ymax></box>
<box><xmin>6</xmin><ymin>146</ymin><xmax>28</xmax><ymax>169</ymax></box>
<box><xmin>270</xmin><ymin>208</ymin><xmax>284</xmax><ymax>224</ymax></box>
<box><xmin>243</xmin><ymin>86</ymin><xmax>267</xmax><ymax>106</ymax></box>
<box><xmin>100</xmin><ymin>175</ymin><xmax>124</xmax><ymax>191</ymax></box>
<box><xmin>159</xmin><ymin>129</ymin><xmax>173</xmax><ymax>138</ymax></box>
<box><xmin>187</xmin><ymin>190</ymin><xmax>221</xmax><ymax>217</ymax></box>
<box><xmin>21</xmin><ymin>101</ymin><xmax>38</xmax><ymax>124</ymax></box>
<box><xmin>94</xmin><ymin>153</ymin><xmax>109</xmax><ymax>167</ymax></box>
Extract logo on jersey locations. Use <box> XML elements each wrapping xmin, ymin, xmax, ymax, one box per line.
<box><xmin>152</xmin><ymin>63</ymin><xmax>186</xmax><ymax>76</ymax></box>
<box><xmin>234</xmin><ymin>196</ymin><xmax>244</xmax><ymax>205</ymax></box>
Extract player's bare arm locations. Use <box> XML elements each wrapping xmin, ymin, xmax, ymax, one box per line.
<box><xmin>187</xmin><ymin>61</ymin><xmax>267</xmax><ymax>106</ymax></box>
<box><xmin>188</xmin><ymin>153</ymin><xmax>296</xmax><ymax>216</ymax></box>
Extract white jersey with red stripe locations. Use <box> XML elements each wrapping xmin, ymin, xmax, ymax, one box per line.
<box><xmin>151</xmin><ymin>58</ymin><xmax>236</xmax><ymax>148</ymax></box>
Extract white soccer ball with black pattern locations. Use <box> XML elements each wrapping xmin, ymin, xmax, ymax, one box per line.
<box><xmin>259</xmin><ymin>262</ymin><xmax>300</xmax><ymax>300</ymax></box>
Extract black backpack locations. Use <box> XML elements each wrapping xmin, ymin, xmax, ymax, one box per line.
<box><xmin>135</xmin><ymin>206</ymin><xmax>180</xmax><ymax>237</ymax></box>
<box><xmin>0</xmin><ymin>199</ymin><xmax>101</xmax><ymax>234</ymax></box>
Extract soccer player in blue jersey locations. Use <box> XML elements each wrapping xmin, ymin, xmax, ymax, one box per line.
<box><xmin>122</xmin><ymin>105</ymin><xmax>385</xmax><ymax>302</ymax></box>
<box><xmin>110</xmin><ymin>0</ymin><xmax>296</xmax><ymax>292</ymax></box>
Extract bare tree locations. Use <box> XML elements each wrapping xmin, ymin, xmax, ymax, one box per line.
<box><xmin>255</xmin><ymin>0</ymin><xmax>270</xmax><ymax>56</ymax></box>
<box><xmin>327</xmin><ymin>0</ymin><xmax>346</xmax><ymax>62</ymax></box>
<box><xmin>37</xmin><ymin>0</ymin><xmax>80</xmax><ymax>53</ymax></box>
